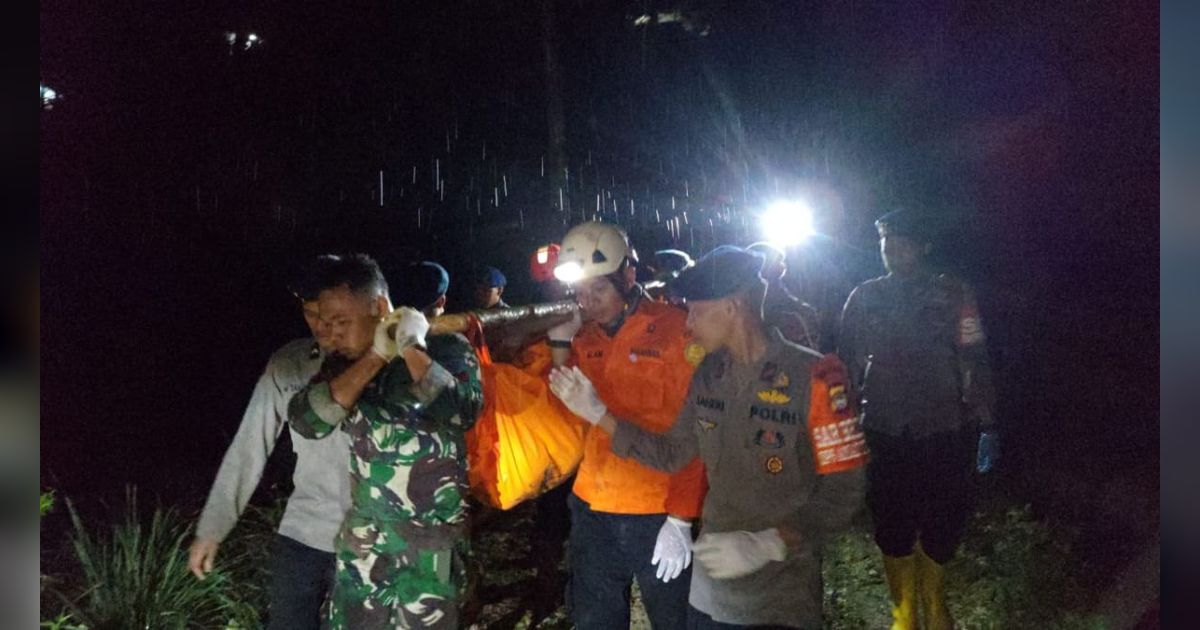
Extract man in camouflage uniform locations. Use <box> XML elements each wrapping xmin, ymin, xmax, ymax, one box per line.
<box><xmin>289</xmin><ymin>255</ymin><xmax>483</xmax><ymax>629</ymax></box>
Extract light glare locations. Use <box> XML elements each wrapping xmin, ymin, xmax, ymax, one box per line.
<box><xmin>760</xmin><ymin>200</ymin><xmax>815</xmax><ymax>247</ymax></box>
<box><xmin>554</xmin><ymin>262</ymin><xmax>583</xmax><ymax>283</ymax></box>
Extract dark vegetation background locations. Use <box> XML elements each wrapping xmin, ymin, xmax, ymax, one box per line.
<box><xmin>40</xmin><ymin>0</ymin><xmax>1158</xmax><ymax>624</ymax></box>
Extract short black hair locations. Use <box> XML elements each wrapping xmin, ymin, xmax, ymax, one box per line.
<box><xmin>288</xmin><ymin>254</ymin><xmax>342</xmax><ymax>302</ymax></box>
<box><xmin>317</xmin><ymin>253</ymin><xmax>389</xmax><ymax>299</ymax></box>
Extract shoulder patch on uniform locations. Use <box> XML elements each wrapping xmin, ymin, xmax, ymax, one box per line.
<box><xmin>829</xmin><ymin>384</ymin><xmax>849</xmax><ymax>412</ymax></box>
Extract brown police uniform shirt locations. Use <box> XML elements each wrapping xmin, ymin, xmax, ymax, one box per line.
<box><xmin>611</xmin><ymin>329</ymin><xmax>866</xmax><ymax>628</ymax></box>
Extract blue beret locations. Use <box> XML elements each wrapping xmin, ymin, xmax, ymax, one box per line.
<box><xmin>477</xmin><ymin>266</ymin><xmax>507</xmax><ymax>288</ymax></box>
<box><xmin>399</xmin><ymin>261</ymin><xmax>450</xmax><ymax>309</ymax></box>
<box><xmin>668</xmin><ymin>245</ymin><xmax>765</xmax><ymax>302</ymax></box>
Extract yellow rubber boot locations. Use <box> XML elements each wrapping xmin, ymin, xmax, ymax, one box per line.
<box><xmin>881</xmin><ymin>554</ymin><xmax>918</xmax><ymax>630</ymax></box>
<box><xmin>917</xmin><ymin>548</ymin><xmax>955</xmax><ymax>630</ymax></box>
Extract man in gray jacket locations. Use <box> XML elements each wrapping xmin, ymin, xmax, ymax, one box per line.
<box><xmin>550</xmin><ymin>245</ymin><xmax>866</xmax><ymax>629</ymax></box>
<box><xmin>188</xmin><ymin>255</ymin><xmax>352</xmax><ymax>630</ymax></box>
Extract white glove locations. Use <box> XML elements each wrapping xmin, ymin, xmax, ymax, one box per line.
<box><xmin>652</xmin><ymin>516</ymin><xmax>693</xmax><ymax>582</ymax></box>
<box><xmin>390</xmin><ymin>307</ymin><xmax>430</xmax><ymax>355</ymax></box>
<box><xmin>548</xmin><ymin>366</ymin><xmax>607</xmax><ymax>424</ymax></box>
<box><xmin>693</xmin><ymin>528</ymin><xmax>787</xmax><ymax>580</ymax></box>
<box><xmin>372</xmin><ymin>311</ymin><xmax>403</xmax><ymax>361</ymax></box>
<box><xmin>547</xmin><ymin>308</ymin><xmax>583</xmax><ymax>344</ymax></box>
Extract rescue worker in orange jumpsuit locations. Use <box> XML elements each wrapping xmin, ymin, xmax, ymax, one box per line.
<box><xmin>545</xmin><ymin>221</ymin><xmax>706</xmax><ymax>630</ymax></box>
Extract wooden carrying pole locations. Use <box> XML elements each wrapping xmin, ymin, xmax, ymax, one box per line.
<box><xmin>389</xmin><ymin>299</ymin><xmax>578</xmax><ymax>336</ymax></box>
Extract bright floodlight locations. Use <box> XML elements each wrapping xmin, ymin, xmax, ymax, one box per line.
<box><xmin>41</xmin><ymin>84</ymin><xmax>61</xmax><ymax>109</ymax></box>
<box><xmin>760</xmin><ymin>200</ymin><xmax>815</xmax><ymax>247</ymax></box>
<box><xmin>554</xmin><ymin>261</ymin><xmax>584</xmax><ymax>283</ymax></box>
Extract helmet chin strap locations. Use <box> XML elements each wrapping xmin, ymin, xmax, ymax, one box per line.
<box><xmin>601</xmin><ymin>264</ymin><xmax>644</xmax><ymax>337</ymax></box>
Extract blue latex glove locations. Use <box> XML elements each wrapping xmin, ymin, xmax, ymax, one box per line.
<box><xmin>977</xmin><ymin>431</ymin><xmax>1000</xmax><ymax>473</ymax></box>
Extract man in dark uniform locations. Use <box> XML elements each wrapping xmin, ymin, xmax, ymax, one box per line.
<box><xmin>747</xmin><ymin>242</ymin><xmax>821</xmax><ymax>351</ymax></box>
<box><xmin>839</xmin><ymin>210</ymin><xmax>997</xmax><ymax>630</ymax></box>
<box><xmin>644</xmin><ymin>248</ymin><xmax>695</xmax><ymax>303</ymax></box>
<box><xmin>475</xmin><ymin>266</ymin><xmax>510</xmax><ymax>310</ymax></box>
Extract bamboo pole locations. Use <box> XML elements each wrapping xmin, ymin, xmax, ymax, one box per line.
<box><xmin>389</xmin><ymin>299</ymin><xmax>578</xmax><ymax>337</ymax></box>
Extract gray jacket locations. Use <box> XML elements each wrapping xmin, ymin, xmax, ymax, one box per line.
<box><xmin>196</xmin><ymin>338</ymin><xmax>352</xmax><ymax>552</ymax></box>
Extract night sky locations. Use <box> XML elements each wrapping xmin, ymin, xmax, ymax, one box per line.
<box><xmin>40</xmin><ymin>0</ymin><xmax>1157</xmax><ymax>526</ymax></box>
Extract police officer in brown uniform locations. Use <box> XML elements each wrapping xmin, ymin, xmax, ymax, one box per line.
<box><xmin>555</xmin><ymin>245</ymin><xmax>867</xmax><ymax>629</ymax></box>
<box><xmin>839</xmin><ymin>210</ymin><xmax>997</xmax><ymax>630</ymax></box>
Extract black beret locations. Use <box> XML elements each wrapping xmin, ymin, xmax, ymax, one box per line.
<box><xmin>668</xmin><ymin>245</ymin><xmax>765</xmax><ymax>302</ymax></box>
<box><xmin>874</xmin><ymin>209</ymin><xmax>930</xmax><ymax>242</ymax></box>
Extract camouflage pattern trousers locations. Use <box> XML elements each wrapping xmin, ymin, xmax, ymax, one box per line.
<box><xmin>329</xmin><ymin>515</ymin><xmax>468</xmax><ymax>629</ymax></box>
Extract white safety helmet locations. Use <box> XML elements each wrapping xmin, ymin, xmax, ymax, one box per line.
<box><xmin>554</xmin><ymin>221</ymin><xmax>637</xmax><ymax>284</ymax></box>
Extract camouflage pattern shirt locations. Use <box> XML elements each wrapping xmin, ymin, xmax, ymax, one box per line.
<box><xmin>289</xmin><ymin>334</ymin><xmax>484</xmax><ymax>529</ymax></box>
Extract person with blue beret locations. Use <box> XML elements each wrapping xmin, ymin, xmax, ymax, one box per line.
<box><xmin>398</xmin><ymin>261</ymin><xmax>450</xmax><ymax>316</ymax></box>
<box><xmin>475</xmin><ymin>266</ymin><xmax>509</xmax><ymax>310</ymax></box>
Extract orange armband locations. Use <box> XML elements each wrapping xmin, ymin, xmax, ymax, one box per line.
<box><xmin>807</xmin><ymin>354</ymin><xmax>868</xmax><ymax>474</ymax></box>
